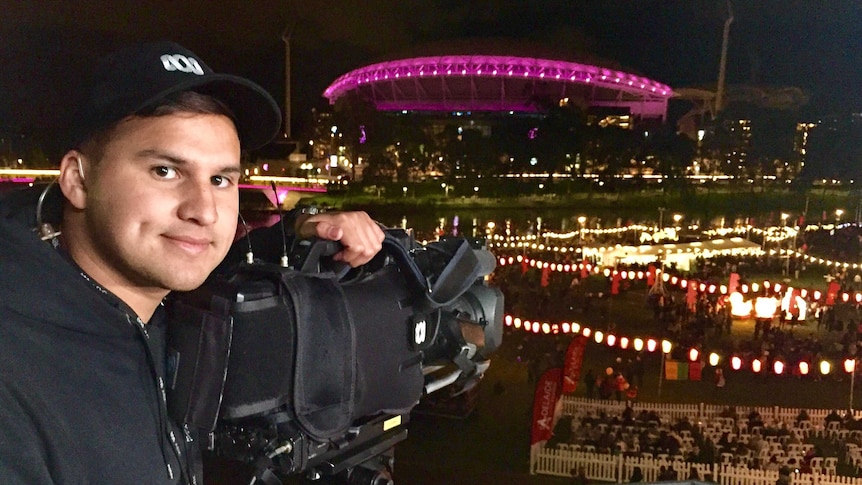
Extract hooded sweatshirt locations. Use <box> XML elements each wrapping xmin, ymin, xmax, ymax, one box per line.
<box><xmin>0</xmin><ymin>185</ymin><xmax>198</xmax><ymax>484</ymax></box>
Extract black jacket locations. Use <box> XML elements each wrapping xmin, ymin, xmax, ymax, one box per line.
<box><xmin>0</xmin><ymin>186</ymin><xmax>198</xmax><ymax>484</ymax></box>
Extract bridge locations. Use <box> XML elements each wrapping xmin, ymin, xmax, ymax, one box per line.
<box><xmin>0</xmin><ymin>169</ymin><xmax>327</xmax><ymax>208</ymax></box>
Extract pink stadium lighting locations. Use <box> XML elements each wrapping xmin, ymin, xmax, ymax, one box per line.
<box><xmin>606</xmin><ymin>334</ymin><xmax>616</xmax><ymax>347</ymax></box>
<box><xmin>731</xmin><ymin>356</ymin><xmax>742</xmax><ymax>370</ymax></box>
<box><xmin>688</xmin><ymin>348</ymin><xmax>699</xmax><ymax>362</ymax></box>
<box><xmin>504</xmin><ymin>315</ymin><xmax>513</xmax><ymax>326</ymax></box>
<box><xmin>773</xmin><ymin>361</ymin><xmax>785</xmax><ymax>375</ymax></box>
<box><xmin>620</xmin><ymin>337</ymin><xmax>629</xmax><ymax>349</ymax></box>
<box><xmin>647</xmin><ymin>339</ymin><xmax>658</xmax><ymax>352</ymax></box>
<box><xmin>561</xmin><ymin>322</ymin><xmax>571</xmax><ymax>333</ymax></box>
<box><xmin>323</xmin><ymin>55</ymin><xmax>673</xmax><ymax>117</ymax></box>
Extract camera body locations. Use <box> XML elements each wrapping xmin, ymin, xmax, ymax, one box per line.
<box><xmin>166</xmin><ymin>229</ymin><xmax>502</xmax><ymax>483</ymax></box>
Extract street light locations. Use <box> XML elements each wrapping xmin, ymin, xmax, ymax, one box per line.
<box><xmin>837</xmin><ymin>209</ymin><xmax>845</xmax><ymax>222</ymax></box>
<box><xmin>577</xmin><ymin>216</ymin><xmax>586</xmax><ymax>245</ymax></box>
<box><xmin>781</xmin><ymin>213</ymin><xmax>790</xmax><ymax>275</ymax></box>
<box><xmin>673</xmin><ymin>213</ymin><xmax>683</xmax><ymax>226</ymax></box>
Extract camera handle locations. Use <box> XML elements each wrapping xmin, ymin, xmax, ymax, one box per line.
<box><xmin>293</xmin><ymin>238</ymin><xmax>352</xmax><ymax>279</ymax></box>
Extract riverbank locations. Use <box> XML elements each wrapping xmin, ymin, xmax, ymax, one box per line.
<box><xmin>307</xmin><ymin>185</ymin><xmax>862</xmax><ymax>224</ymax></box>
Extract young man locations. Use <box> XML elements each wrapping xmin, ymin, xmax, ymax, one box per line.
<box><xmin>0</xmin><ymin>41</ymin><xmax>383</xmax><ymax>484</ymax></box>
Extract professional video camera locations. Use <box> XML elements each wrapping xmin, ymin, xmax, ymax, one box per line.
<box><xmin>166</xmin><ymin>228</ymin><xmax>503</xmax><ymax>485</ymax></box>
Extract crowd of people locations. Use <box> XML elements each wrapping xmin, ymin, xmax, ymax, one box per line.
<box><xmin>549</xmin><ymin>404</ymin><xmax>862</xmax><ymax>477</ymax></box>
<box><xmin>496</xmin><ymin>245</ymin><xmax>862</xmax><ymax>387</ymax></box>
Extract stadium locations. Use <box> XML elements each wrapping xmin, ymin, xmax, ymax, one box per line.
<box><xmin>323</xmin><ymin>41</ymin><xmax>674</xmax><ymax>123</ymax></box>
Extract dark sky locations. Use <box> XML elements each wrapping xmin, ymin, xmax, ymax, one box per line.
<box><xmin>2</xmin><ymin>0</ymin><xmax>862</xmax><ymax>140</ymax></box>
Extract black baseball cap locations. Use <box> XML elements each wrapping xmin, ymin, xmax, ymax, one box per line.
<box><xmin>69</xmin><ymin>41</ymin><xmax>281</xmax><ymax>151</ymax></box>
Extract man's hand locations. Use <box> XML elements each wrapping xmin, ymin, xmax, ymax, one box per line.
<box><xmin>296</xmin><ymin>211</ymin><xmax>384</xmax><ymax>267</ymax></box>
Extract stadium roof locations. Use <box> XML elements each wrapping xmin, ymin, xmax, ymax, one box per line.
<box><xmin>323</xmin><ymin>46</ymin><xmax>674</xmax><ymax>120</ymax></box>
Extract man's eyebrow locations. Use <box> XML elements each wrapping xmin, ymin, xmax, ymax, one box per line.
<box><xmin>135</xmin><ymin>149</ymin><xmax>242</xmax><ymax>174</ymax></box>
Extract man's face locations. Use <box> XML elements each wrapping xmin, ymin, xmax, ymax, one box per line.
<box><xmin>69</xmin><ymin>113</ymin><xmax>241</xmax><ymax>298</ymax></box>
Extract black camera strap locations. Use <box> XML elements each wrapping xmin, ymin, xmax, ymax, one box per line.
<box><xmin>279</xmin><ymin>271</ymin><xmax>356</xmax><ymax>441</ymax></box>
<box><xmin>380</xmin><ymin>234</ymin><xmax>485</xmax><ymax>310</ymax></box>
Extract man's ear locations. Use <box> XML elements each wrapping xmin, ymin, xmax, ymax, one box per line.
<box><xmin>58</xmin><ymin>151</ymin><xmax>88</xmax><ymax>210</ymax></box>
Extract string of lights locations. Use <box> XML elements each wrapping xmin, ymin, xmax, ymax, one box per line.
<box><xmin>536</xmin><ymin>222</ymin><xmax>856</xmax><ymax>241</ymax></box>
<box><xmin>492</xmin><ymin>221</ymin><xmax>862</xmax><ymax>377</ymax></box>
<box><xmin>504</xmin><ymin>313</ymin><xmax>856</xmax><ymax>377</ymax></box>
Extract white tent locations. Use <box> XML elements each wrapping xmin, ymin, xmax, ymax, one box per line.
<box><xmin>586</xmin><ymin>237</ymin><xmax>762</xmax><ymax>271</ymax></box>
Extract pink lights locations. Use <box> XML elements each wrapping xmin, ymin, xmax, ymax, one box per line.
<box><xmin>323</xmin><ymin>55</ymin><xmax>674</xmax><ymax>118</ymax></box>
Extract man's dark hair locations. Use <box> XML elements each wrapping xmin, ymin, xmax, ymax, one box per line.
<box><xmin>77</xmin><ymin>90</ymin><xmax>238</xmax><ymax>163</ymax></box>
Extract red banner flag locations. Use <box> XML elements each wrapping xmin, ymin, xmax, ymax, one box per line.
<box><xmin>728</xmin><ymin>272</ymin><xmax>740</xmax><ymax>294</ymax></box>
<box><xmin>827</xmin><ymin>280</ymin><xmax>840</xmax><ymax>305</ymax></box>
<box><xmin>562</xmin><ymin>337</ymin><xmax>588</xmax><ymax>393</ymax></box>
<box><xmin>611</xmin><ymin>272</ymin><xmax>621</xmax><ymax>295</ymax></box>
<box><xmin>688</xmin><ymin>361</ymin><xmax>703</xmax><ymax>381</ymax></box>
<box><xmin>530</xmin><ymin>367</ymin><xmax>563</xmax><ymax>446</ymax></box>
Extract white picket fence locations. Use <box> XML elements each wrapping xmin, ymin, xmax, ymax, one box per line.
<box><xmin>530</xmin><ymin>450</ymin><xmax>862</xmax><ymax>485</ymax></box>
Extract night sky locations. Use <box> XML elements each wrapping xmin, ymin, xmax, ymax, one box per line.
<box><xmin>2</xmin><ymin>0</ymin><xmax>862</xmax><ymax>140</ymax></box>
